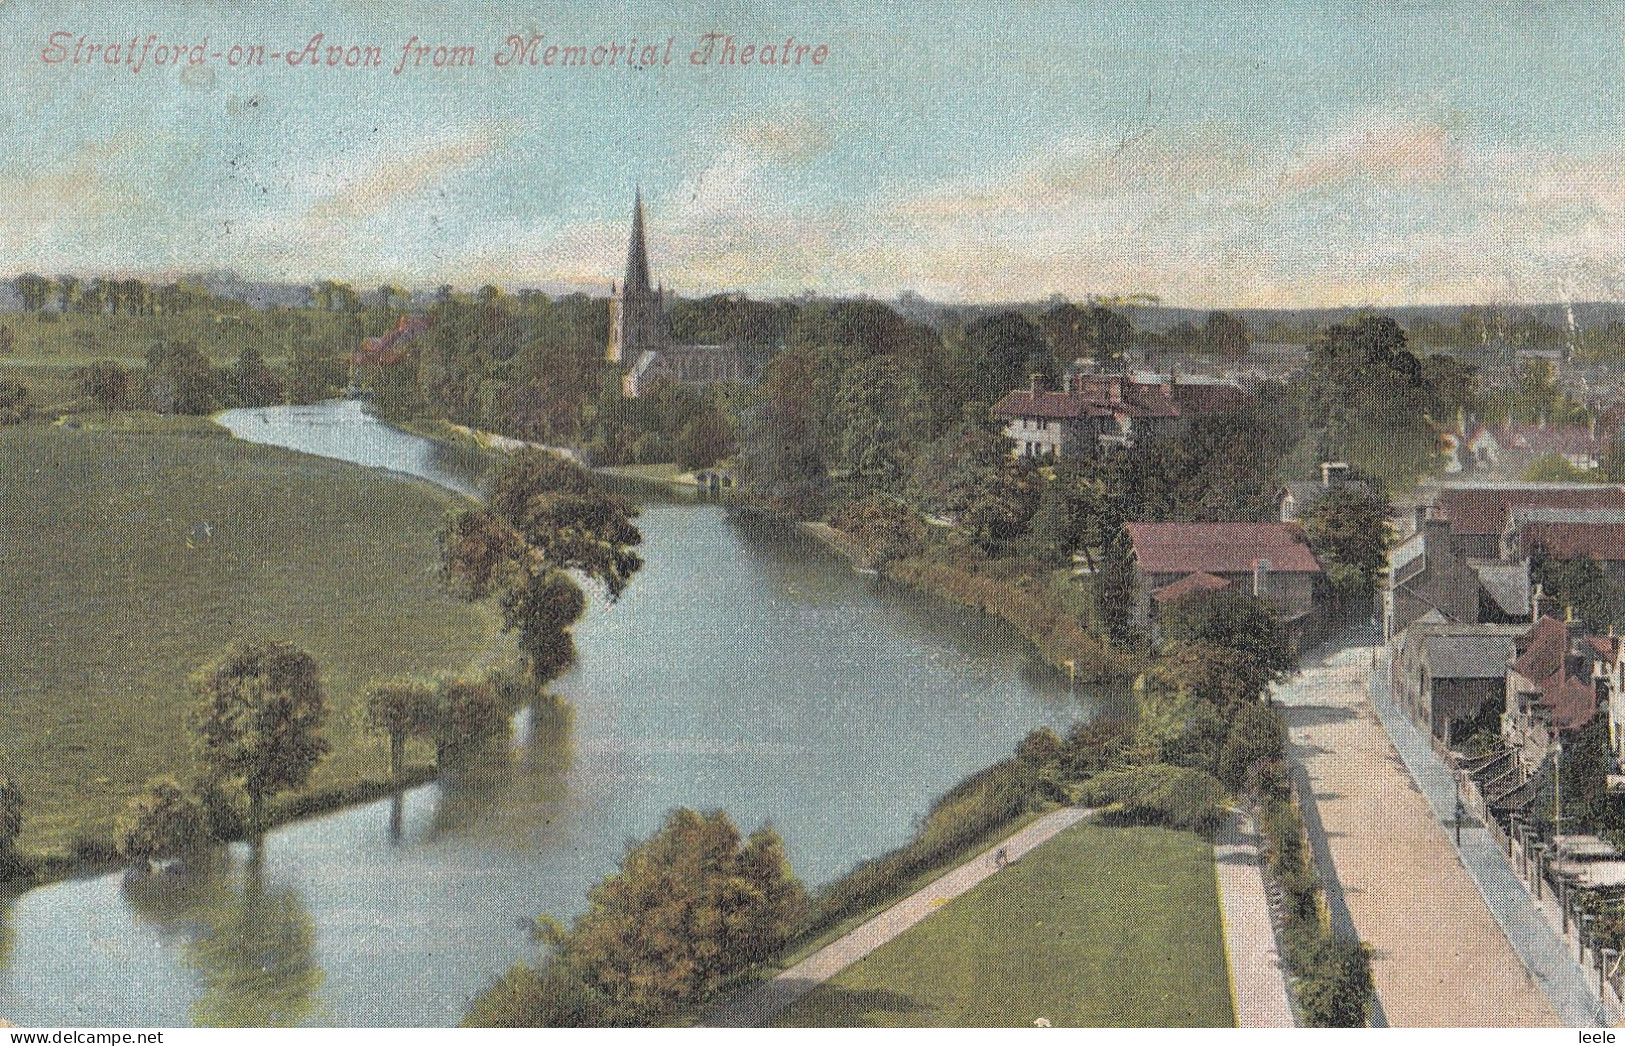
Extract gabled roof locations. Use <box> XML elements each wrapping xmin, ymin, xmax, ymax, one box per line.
<box><xmin>1474</xmin><ymin>562</ymin><xmax>1532</xmax><ymax>617</ymax></box>
<box><xmin>1543</xmin><ymin>671</ymin><xmax>1598</xmax><ymax>732</ymax></box>
<box><xmin>1126</xmin><ymin>521</ymin><xmax>1322</xmax><ymax>576</ymax></box>
<box><xmin>1513</xmin><ymin>615</ymin><xmax>1570</xmax><ymax>682</ymax></box>
<box><xmin>1150</xmin><ymin>571</ymin><xmax>1233</xmax><ymax>603</ymax></box>
<box><xmin>1517</xmin><ymin>521</ymin><xmax>1625</xmax><ymax>562</ymax></box>
<box><xmin>992</xmin><ymin>389</ymin><xmax>1106</xmax><ymax>420</ymax></box>
<box><xmin>1422</xmin><ymin>633</ymin><xmax>1516</xmax><ymax>679</ymax></box>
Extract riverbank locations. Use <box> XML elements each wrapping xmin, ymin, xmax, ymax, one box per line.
<box><xmin>0</xmin><ymin>417</ymin><xmax>504</xmax><ymax>871</ymax></box>
<box><xmin>795</xmin><ymin>518</ymin><xmax>1138</xmax><ymax>684</ymax></box>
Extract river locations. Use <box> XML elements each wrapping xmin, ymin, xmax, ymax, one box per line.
<box><xmin>0</xmin><ymin>401</ymin><xmax>1125</xmax><ymax>1027</ymax></box>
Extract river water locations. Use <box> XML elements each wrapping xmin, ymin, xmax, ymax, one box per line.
<box><xmin>0</xmin><ymin>401</ymin><xmax>1124</xmax><ymax>1027</ymax></box>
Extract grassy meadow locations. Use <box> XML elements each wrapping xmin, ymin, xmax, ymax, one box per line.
<box><xmin>777</xmin><ymin>823</ymin><xmax>1234</xmax><ymax>1028</ymax></box>
<box><xmin>0</xmin><ymin>417</ymin><xmax>505</xmax><ymax>857</ymax></box>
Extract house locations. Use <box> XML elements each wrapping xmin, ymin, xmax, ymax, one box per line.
<box><xmin>992</xmin><ymin>372</ymin><xmax>1246</xmax><ymax>459</ymax></box>
<box><xmin>1279</xmin><ymin>462</ymin><xmax>1371</xmax><ymax>523</ymax></box>
<box><xmin>1501</xmin><ymin>508</ymin><xmax>1625</xmax><ymax>581</ymax></box>
<box><xmin>352</xmin><ymin>314</ymin><xmax>430</xmax><ymax>368</ymax></box>
<box><xmin>1502</xmin><ymin>614</ymin><xmax>1605</xmax><ymax>781</ymax></box>
<box><xmin>1392</xmin><ymin>621</ymin><xmax>1524</xmax><ymax>743</ymax></box>
<box><xmin>1124</xmin><ymin>521</ymin><xmax>1322</xmax><ymax>631</ymax></box>
<box><xmin>1415</xmin><ymin>481</ymin><xmax>1625</xmax><ymax>558</ymax></box>
<box><xmin>1385</xmin><ymin>513</ymin><xmax>1531</xmax><ymax>639</ymax></box>
<box><xmin>1440</xmin><ymin>418</ymin><xmax>1604</xmax><ymax>473</ymax></box>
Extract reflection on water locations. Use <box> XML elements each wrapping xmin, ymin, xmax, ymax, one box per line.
<box><xmin>122</xmin><ymin>847</ymin><xmax>326</xmax><ymax>1027</ymax></box>
<box><xmin>423</xmin><ymin>698</ymin><xmax>576</xmax><ymax>845</ymax></box>
<box><xmin>0</xmin><ymin>402</ymin><xmax>1128</xmax><ymax>1027</ymax></box>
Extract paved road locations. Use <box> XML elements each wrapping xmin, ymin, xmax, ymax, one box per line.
<box><xmin>1274</xmin><ymin>645</ymin><xmax>1562</xmax><ymax>1026</ymax></box>
<box><xmin>1364</xmin><ymin>644</ymin><xmax>1606</xmax><ymax>1027</ymax></box>
<box><xmin>1213</xmin><ymin>812</ymin><xmax>1296</xmax><ymax>1027</ymax></box>
<box><xmin>704</xmin><ymin>806</ymin><xmax>1094</xmax><ymax>1027</ymax></box>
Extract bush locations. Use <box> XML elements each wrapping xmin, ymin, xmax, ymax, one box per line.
<box><xmin>1060</xmin><ymin>718</ymin><xmax>1134</xmax><ymax>778</ymax></box>
<box><xmin>1081</xmin><ymin>763</ymin><xmax>1228</xmax><ymax>833</ymax></box>
<box><xmin>1296</xmin><ymin>935</ymin><xmax>1375</xmax><ymax>1027</ymax></box>
<box><xmin>808</xmin><ymin>758</ymin><xmax>1044</xmax><ymax>939</ymax></box>
<box><xmin>119</xmin><ymin>777</ymin><xmax>210</xmax><ymax>860</ymax></box>
<box><xmin>462</xmin><ymin>961</ymin><xmax>620</xmax><ymax>1028</ymax></box>
<box><xmin>1218</xmin><ymin>703</ymin><xmax>1287</xmax><ymax>788</ymax></box>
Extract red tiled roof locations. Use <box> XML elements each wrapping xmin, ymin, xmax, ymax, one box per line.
<box><xmin>1542</xmin><ymin>671</ymin><xmax>1598</xmax><ymax>732</ymax></box>
<box><xmin>1513</xmin><ymin>615</ymin><xmax>1570</xmax><ymax>682</ymax></box>
<box><xmin>1518</xmin><ymin>521</ymin><xmax>1625</xmax><ymax>562</ymax></box>
<box><xmin>1126</xmin><ymin>522</ymin><xmax>1322</xmax><ymax>576</ymax></box>
<box><xmin>1499</xmin><ymin>422</ymin><xmax>1603</xmax><ymax>457</ymax></box>
<box><xmin>1431</xmin><ymin>485</ymin><xmax>1625</xmax><ymax>536</ymax></box>
<box><xmin>1150</xmin><ymin>571</ymin><xmax>1233</xmax><ymax>603</ymax></box>
<box><xmin>993</xmin><ymin>377</ymin><xmax>1246</xmax><ymax>423</ymax></box>
<box><xmin>353</xmin><ymin>314</ymin><xmax>430</xmax><ymax>367</ymax></box>
<box><xmin>991</xmin><ymin>389</ymin><xmax>1107</xmax><ymax>420</ymax></box>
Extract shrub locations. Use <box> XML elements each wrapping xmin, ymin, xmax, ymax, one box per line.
<box><xmin>1218</xmin><ymin>703</ymin><xmax>1287</xmax><ymax>788</ymax></box>
<box><xmin>1082</xmin><ymin>763</ymin><xmax>1228</xmax><ymax>833</ymax></box>
<box><xmin>119</xmin><ymin>777</ymin><xmax>209</xmax><ymax>860</ymax></box>
<box><xmin>462</xmin><ymin>961</ymin><xmax>620</xmax><ymax>1028</ymax></box>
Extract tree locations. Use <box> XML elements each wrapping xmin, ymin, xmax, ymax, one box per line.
<box><xmin>908</xmin><ymin>410</ymin><xmax>1041</xmax><ymax>553</ymax></box>
<box><xmin>362</xmin><ymin>678</ymin><xmax>439</xmax><ymax>779</ymax></box>
<box><xmin>831</xmin><ymin>354</ymin><xmax>924</xmax><ymax>494</ymax></box>
<box><xmin>1160</xmin><ymin>591</ymin><xmax>1295</xmax><ymax>679</ymax></box>
<box><xmin>227</xmin><ymin>346</ymin><xmax>285</xmax><ymax>408</ymax></box>
<box><xmin>963</xmin><ymin>310</ymin><xmax>1053</xmax><ymax>406</ymax></box>
<box><xmin>0</xmin><ymin>777</ymin><xmax>23</xmax><ymax>876</ymax></box>
<box><xmin>146</xmin><ymin>341</ymin><xmax>222</xmax><ymax>414</ymax></box>
<box><xmin>1202</xmin><ymin>311</ymin><xmax>1250</xmax><ymax>356</ymax></box>
<box><xmin>1096</xmin><ymin>525</ymin><xmax>1138</xmax><ymax>643</ymax></box>
<box><xmin>189</xmin><ymin>642</ymin><xmax>330</xmax><ymax>830</ymax></box>
<box><xmin>432</xmin><ymin>676</ymin><xmax>507</xmax><ymax>762</ymax></box>
<box><xmin>75</xmin><ymin>359</ymin><xmax>133</xmax><ymax>411</ymax></box>
<box><xmin>119</xmin><ymin>777</ymin><xmax>209</xmax><ymax>861</ymax></box>
<box><xmin>543</xmin><ymin>809</ymin><xmax>808</xmax><ymax>1019</ymax></box>
<box><xmin>13</xmin><ymin>274</ymin><xmax>53</xmax><ymax>312</ymax></box>
<box><xmin>443</xmin><ymin>452</ymin><xmax>642</xmax><ymax>688</ymax></box>
<box><xmin>1298</xmin><ymin>488</ymin><xmax>1392</xmax><ymax>595</ymax></box>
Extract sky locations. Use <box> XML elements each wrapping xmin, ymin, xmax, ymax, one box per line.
<box><xmin>2</xmin><ymin>0</ymin><xmax>1624</xmax><ymax>307</ymax></box>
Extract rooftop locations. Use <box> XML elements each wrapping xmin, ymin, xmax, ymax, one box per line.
<box><xmin>1126</xmin><ymin>521</ymin><xmax>1322</xmax><ymax>576</ymax></box>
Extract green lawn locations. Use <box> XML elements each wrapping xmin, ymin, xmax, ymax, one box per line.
<box><xmin>0</xmin><ymin>420</ymin><xmax>505</xmax><ymax>856</ymax></box>
<box><xmin>777</xmin><ymin>823</ymin><xmax>1234</xmax><ymax>1028</ymax></box>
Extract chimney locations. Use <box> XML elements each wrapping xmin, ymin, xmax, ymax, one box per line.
<box><xmin>1321</xmin><ymin>462</ymin><xmax>1350</xmax><ymax>489</ymax></box>
<box><xmin>1533</xmin><ymin>582</ymin><xmax>1554</xmax><ymax>620</ymax></box>
<box><xmin>1253</xmin><ymin>558</ymin><xmax>1271</xmax><ymax>599</ymax></box>
<box><xmin>1108</xmin><ymin>376</ymin><xmax>1123</xmax><ymax>404</ymax></box>
<box><xmin>1030</xmin><ymin>373</ymin><xmax>1045</xmax><ymax>396</ymax></box>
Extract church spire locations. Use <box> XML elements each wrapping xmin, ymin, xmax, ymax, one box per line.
<box><xmin>625</xmin><ymin>188</ymin><xmax>652</xmax><ymax>294</ymax></box>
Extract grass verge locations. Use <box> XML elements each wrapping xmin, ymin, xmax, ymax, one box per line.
<box><xmin>776</xmin><ymin>822</ymin><xmax>1234</xmax><ymax>1027</ymax></box>
<box><xmin>0</xmin><ymin>421</ymin><xmax>505</xmax><ymax>860</ymax></box>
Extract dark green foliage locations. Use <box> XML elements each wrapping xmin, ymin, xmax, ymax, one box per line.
<box><xmin>1159</xmin><ymin>591</ymin><xmax>1296</xmax><ymax>687</ymax></box>
<box><xmin>1082</xmin><ymin>763</ymin><xmax>1228</xmax><ymax>833</ymax></box>
<box><xmin>188</xmin><ymin>641</ymin><xmax>330</xmax><ymax>829</ymax></box>
<box><xmin>1530</xmin><ymin>550</ymin><xmax>1625</xmax><ymax>633</ymax></box>
<box><xmin>362</xmin><ymin>678</ymin><xmax>440</xmax><ymax>778</ymax></box>
<box><xmin>962</xmin><ymin>310</ymin><xmax>1054</xmax><ymax>406</ymax></box>
<box><xmin>486</xmin><ymin>809</ymin><xmax>809</xmax><ymax>1024</ymax></box>
<box><xmin>827</xmin><ymin>496</ymin><xmax>928</xmax><ymax>565</ymax></box>
<box><xmin>444</xmin><ymin>452</ymin><xmax>642</xmax><ymax>689</ymax></box>
<box><xmin>1217</xmin><ymin>703</ymin><xmax>1286</xmax><ymax>788</ymax></box>
<box><xmin>0</xmin><ymin>777</ymin><xmax>23</xmax><ymax>876</ymax></box>
<box><xmin>909</xmin><ymin>415</ymin><xmax>1041</xmax><ymax>554</ymax></box>
<box><xmin>74</xmin><ymin>359</ymin><xmax>134</xmax><ymax>411</ymax></box>
<box><xmin>1299</xmin><ymin>488</ymin><xmax>1393</xmax><ymax>595</ymax></box>
<box><xmin>1096</xmin><ymin>526</ymin><xmax>1138</xmax><ymax>643</ymax></box>
<box><xmin>463</xmin><ymin>961</ymin><xmax>623</xmax><ymax>1028</ymax></box>
<box><xmin>0</xmin><ymin>380</ymin><xmax>29</xmax><ymax>425</ymax></box>
<box><xmin>118</xmin><ymin>777</ymin><xmax>209</xmax><ymax>860</ymax></box>
<box><xmin>227</xmin><ymin>345</ymin><xmax>285</xmax><ymax>408</ymax></box>
<box><xmin>145</xmin><ymin>340</ymin><xmax>222</xmax><ymax>414</ymax></box>
<box><xmin>1296</xmin><ymin>935</ymin><xmax>1375</xmax><ymax>1027</ymax></box>
<box><xmin>432</xmin><ymin>677</ymin><xmax>508</xmax><ymax>762</ymax></box>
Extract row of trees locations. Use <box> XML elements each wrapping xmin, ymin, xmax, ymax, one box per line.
<box><xmin>73</xmin><ymin>343</ymin><xmax>285</xmax><ymax>414</ymax></box>
<box><xmin>13</xmin><ymin>274</ymin><xmax>235</xmax><ymax>316</ymax></box>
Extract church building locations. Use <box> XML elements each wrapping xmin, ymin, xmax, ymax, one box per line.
<box><xmin>608</xmin><ymin>191</ymin><xmax>753</xmax><ymax>398</ymax></box>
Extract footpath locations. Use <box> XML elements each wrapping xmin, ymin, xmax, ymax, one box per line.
<box><xmin>708</xmin><ymin>801</ymin><xmax>1291</xmax><ymax>1027</ymax></box>
<box><xmin>1274</xmin><ymin>644</ymin><xmax>1564</xmax><ymax>1026</ymax></box>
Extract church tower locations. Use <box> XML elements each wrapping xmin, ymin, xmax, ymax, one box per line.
<box><xmin>607</xmin><ymin>190</ymin><xmax>667</xmax><ymax>364</ymax></box>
